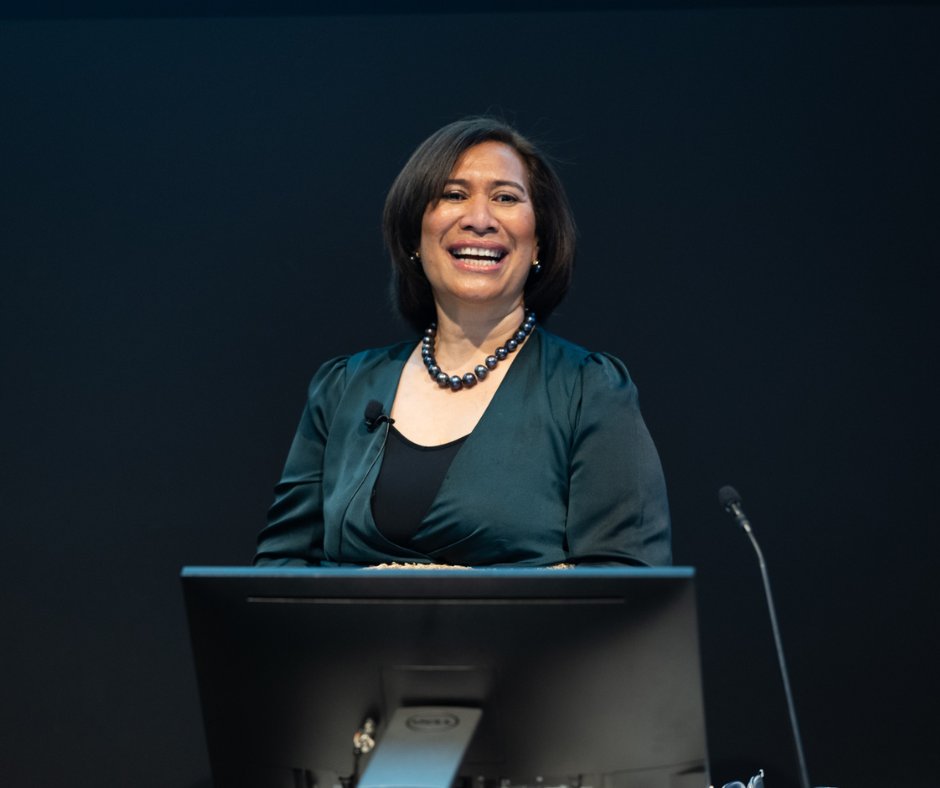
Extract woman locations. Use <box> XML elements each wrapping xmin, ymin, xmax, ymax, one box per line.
<box><xmin>254</xmin><ymin>118</ymin><xmax>671</xmax><ymax>567</ymax></box>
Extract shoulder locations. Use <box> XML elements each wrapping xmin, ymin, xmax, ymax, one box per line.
<box><xmin>346</xmin><ymin>340</ymin><xmax>414</xmax><ymax>377</ymax></box>
<box><xmin>300</xmin><ymin>340</ymin><xmax>414</xmax><ymax>436</ymax></box>
<box><xmin>535</xmin><ymin>329</ymin><xmax>635</xmax><ymax>393</ymax></box>
<box><xmin>306</xmin><ymin>341</ymin><xmax>413</xmax><ymax>393</ymax></box>
<box><xmin>529</xmin><ymin>329</ymin><xmax>640</xmax><ymax>435</ymax></box>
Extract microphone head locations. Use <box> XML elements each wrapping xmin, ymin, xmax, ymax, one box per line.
<box><xmin>718</xmin><ymin>485</ymin><xmax>742</xmax><ymax>511</ymax></box>
<box><xmin>364</xmin><ymin>400</ymin><xmax>384</xmax><ymax>423</ymax></box>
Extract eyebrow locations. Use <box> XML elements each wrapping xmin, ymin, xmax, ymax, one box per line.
<box><xmin>445</xmin><ymin>178</ymin><xmax>528</xmax><ymax>194</ymax></box>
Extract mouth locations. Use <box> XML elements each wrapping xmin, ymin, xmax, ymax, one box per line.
<box><xmin>448</xmin><ymin>245</ymin><xmax>509</xmax><ymax>266</ymax></box>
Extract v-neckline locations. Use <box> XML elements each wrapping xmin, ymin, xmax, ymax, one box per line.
<box><xmin>412</xmin><ymin>330</ymin><xmax>538</xmax><ymax>529</ymax></box>
<box><xmin>363</xmin><ymin>329</ymin><xmax>540</xmax><ymax>549</ymax></box>
<box><xmin>388</xmin><ymin>327</ymin><xmax>539</xmax><ymax>447</ymax></box>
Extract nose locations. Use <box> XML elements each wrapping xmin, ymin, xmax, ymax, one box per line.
<box><xmin>460</xmin><ymin>195</ymin><xmax>497</xmax><ymax>235</ymax></box>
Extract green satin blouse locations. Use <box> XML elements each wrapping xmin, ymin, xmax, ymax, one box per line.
<box><xmin>254</xmin><ymin>328</ymin><xmax>671</xmax><ymax>567</ymax></box>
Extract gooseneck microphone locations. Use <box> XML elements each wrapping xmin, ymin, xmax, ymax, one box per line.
<box><xmin>718</xmin><ymin>485</ymin><xmax>812</xmax><ymax>788</ymax></box>
<box><xmin>718</xmin><ymin>485</ymin><xmax>752</xmax><ymax>532</ymax></box>
<box><xmin>364</xmin><ymin>400</ymin><xmax>395</xmax><ymax>432</ymax></box>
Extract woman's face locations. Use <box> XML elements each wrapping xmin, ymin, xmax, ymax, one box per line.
<box><xmin>419</xmin><ymin>141</ymin><xmax>539</xmax><ymax>316</ymax></box>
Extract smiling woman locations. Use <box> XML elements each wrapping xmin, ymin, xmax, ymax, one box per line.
<box><xmin>254</xmin><ymin>117</ymin><xmax>671</xmax><ymax>568</ymax></box>
<box><xmin>417</xmin><ymin>141</ymin><xmax>539</xmax><ymax>323</ymax></box>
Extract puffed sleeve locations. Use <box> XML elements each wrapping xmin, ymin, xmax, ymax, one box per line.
<box><xmin>253</xmin><ymin>357</ymin><xmax>349</xmax><ymax>566</ymax></box>
<box><xmin>564</xmin><ymin>353</ymin><xmax>672</xmax><ymax>566</ymax></box>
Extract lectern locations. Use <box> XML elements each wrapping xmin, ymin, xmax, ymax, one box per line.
<box><xmin>182</xmin><ymin>566</ymin><xmax>709</xmax><ymax>788</ymax></box>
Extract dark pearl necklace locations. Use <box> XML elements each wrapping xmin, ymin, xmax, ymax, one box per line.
<box><xmin>421</xmin><ymin>311</ymin><xmax>537</xmax><ymax>391</ymax></box>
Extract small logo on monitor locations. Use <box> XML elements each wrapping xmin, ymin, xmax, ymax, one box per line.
<box><xmin>405</xmin><ymin>712</ymin><xmax>460</xmax><ymax>731</ymax></box>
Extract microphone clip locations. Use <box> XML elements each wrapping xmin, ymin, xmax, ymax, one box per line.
<box><xmin>364</xmin><ymin>400</ymin><xmax>395</xmax><ymax>433</ymax></box>
<box><xmin>365</xmin><ymin>413</ymin><xmax>395</xmax><ymax>433</ymax></box>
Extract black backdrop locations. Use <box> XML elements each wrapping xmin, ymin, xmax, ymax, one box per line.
<box><xmin>1</xmin><ymin>4</ymin><xmax>938</xmax><ymax>787</ymax></box>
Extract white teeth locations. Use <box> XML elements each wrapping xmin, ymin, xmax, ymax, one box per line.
<box><xmin>452</xmin><ymin>246</ymin><xmax>504</xmax><ymax>259</ymax></box>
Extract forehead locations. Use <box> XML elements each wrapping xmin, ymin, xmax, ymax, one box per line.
<box><xmin>449</xmin><ymin>141</ymin><xmax>530</xmax><ymax>187</ymax></box>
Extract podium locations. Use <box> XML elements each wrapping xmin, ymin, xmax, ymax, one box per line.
<box><xmin>182</xmin><ymin>566</ymin><xmax>709</xmax><ymax>788</ymax></box>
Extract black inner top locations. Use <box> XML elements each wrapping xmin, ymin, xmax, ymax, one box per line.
<box><xmin>371</xmin><ymin>425</ymin><xmax>468</xmax><ymax>547</ymax></box>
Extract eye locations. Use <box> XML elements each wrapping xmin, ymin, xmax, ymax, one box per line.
<box><xmin>494</xmin><ymin>193</ymin><xmax>521</xmax><ymax>204</ymax></box>
<box><xmin>442</xmin><ymin>190</ymin><xmax>467</xmax><ymax>202</ymax></box>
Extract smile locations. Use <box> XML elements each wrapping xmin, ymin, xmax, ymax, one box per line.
<box><xmin>448</xmin><ymin>245</ymin><xmax>508</xmax><ymax>264</ymax></box>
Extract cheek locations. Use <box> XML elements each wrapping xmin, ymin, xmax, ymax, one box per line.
<box><xmin>419</xmin><ymin>216</ymin><xmax>434</xmax><ymax>245</ymax></box>
<box><xmin>524</xmin><ymin>227</ymin><xmax>539</xmax><ymax>254</ymax></box>
<box><xmin>421</xmin><ymin>203</ymin><xmax>457</xmax><ymax>239</ymax></box>
<box><xmin>418</xmin><ymin>206</ymin><xmax>436</xmax><ymax>247</ymax></box>
<box><xmin>520</xmin><ymin>210</ymin><xmax>538</xmax><ymax>248</ymax></box>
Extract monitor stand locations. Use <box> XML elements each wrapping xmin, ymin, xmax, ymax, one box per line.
<box><xmin>357</xmin><ymin>706</ymin><xmax>482</xmax><ymax>788</ymax></box>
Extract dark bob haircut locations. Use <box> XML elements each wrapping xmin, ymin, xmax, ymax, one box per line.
<box><xmin>383</xmin><ymin>117</ymin><xmax>577</xmax><ymax>333</ymax></box>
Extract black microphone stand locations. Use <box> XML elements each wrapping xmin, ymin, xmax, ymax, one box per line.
<box><xmin>719</xmin><ymin>486</ymin><xmax>813</xmax><ymax>788</ymax></box>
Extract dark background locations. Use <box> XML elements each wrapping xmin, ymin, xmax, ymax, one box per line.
<box><xmin>1</xmin><ymin>3</ymin><xmax>937</xmax><ymax>787</ymax></box>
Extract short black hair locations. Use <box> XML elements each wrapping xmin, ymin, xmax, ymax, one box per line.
<box><xmin>383</xmin><ymin>117</ymin><xmax>577</xmax><ymax>333</ymax></box>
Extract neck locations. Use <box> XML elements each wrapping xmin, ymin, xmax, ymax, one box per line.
<box><xmin>431</xmin><ymin>302</ymin><xmax>526</xmax><ymax>364</ymax></box>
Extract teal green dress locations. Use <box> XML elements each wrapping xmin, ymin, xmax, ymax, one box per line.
<box><xmin>254</xmin><ymin>328</ymin><xmax>671</xmax><ymax>567</ymax></box>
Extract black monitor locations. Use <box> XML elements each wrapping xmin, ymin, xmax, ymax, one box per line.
<box><xmin>181</xmin><ymin>567</ymin><xmax>709</xmax><ymax>788</ymax></box>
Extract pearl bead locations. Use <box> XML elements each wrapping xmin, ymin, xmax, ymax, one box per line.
<box><xmin>506</xmin><ymin>339</ymin><xmax>518</xmax><ymax>352</ymax></box>
<box><xmin>436</xmin><ymin>372</ymin><xmax>450</xmax><ymax>387</ymax></box>
<box><xmin>485</xmin><ymin>355</ymin><xmax>498</xmax><ymax>369</ymax></box>
<box><xmin>449</xmin><ymin>376</ymin><xmax>463</xmax><ymax>391</ymax></box>
<box><xmin>462</xmin><ymin>373</ymin><xmax>477</xmax><ymax>387</ymax></box>
<box><xmin>474</xmin><ymin>365</ymin><xmax>488</xmax><ymax>380</ymax></box>
<box><xmin>495</xmin><ymin>347</ymin><xmax>508</xmax><ymax>360</ymax></box>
